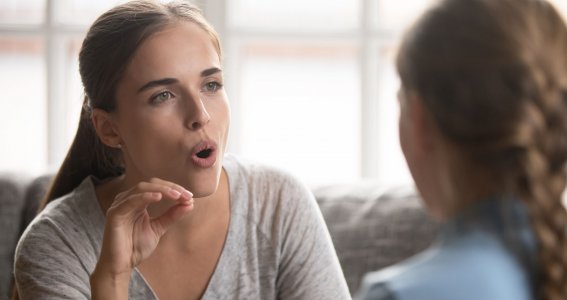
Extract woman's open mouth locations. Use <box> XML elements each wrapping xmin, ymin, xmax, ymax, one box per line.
<box><xmin>190</xmin><ymin>140</ymin><xmax>217</xmax><ymax>168</ymax></box>
<box><xmin>196</xmin><ymin>148</ymin><xmax>213</xmax><ymax>159</ymax></box>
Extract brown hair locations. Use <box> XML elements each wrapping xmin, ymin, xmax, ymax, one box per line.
<box><xmin>40</xmin><ymin>0</ymin><xmax>221</xmax><ymax>209</ymax></box>
<box><xmin>397</xmin><ymin>0</ymin><xmax>567</xmax><ymax>298</ymax></box>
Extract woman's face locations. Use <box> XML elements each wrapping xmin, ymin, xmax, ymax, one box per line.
<box><xmin>113</xmin><ymin>21</ymin><xmax>229</xmax><ymax>197</ymax></box>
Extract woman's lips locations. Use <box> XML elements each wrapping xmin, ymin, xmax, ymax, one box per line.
<box><xmin>190</xmin><ymin>140</ymin><xmax>217</xmax><ymax>168</ymax></box>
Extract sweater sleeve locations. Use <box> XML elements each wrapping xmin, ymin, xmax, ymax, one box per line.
<box><xmin>14</xmin><ymin>217</ymin><xmax>92</xmax><ymax>300</ymax></box>
<box><xmin>275</xmin><ymin>176</ymin><xmax>351</xmax><ymax>300</ymax></box>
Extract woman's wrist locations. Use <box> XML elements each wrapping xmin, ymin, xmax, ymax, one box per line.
<box><xmin>90</xmin><ymin>263</ymin><xmax>131</xmax><ymax>300</ymax></box>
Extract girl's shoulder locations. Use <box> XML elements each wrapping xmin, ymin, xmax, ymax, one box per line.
<box><xmin>358</xmin><ymin>230</ymin><xmax>534</xmax><ymax>300</ymax></box>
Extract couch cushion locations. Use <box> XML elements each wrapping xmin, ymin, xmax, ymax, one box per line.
<box><xmin>0</xmin><ymin>173</ymin><xmax>30</xmax><ymax>300</ymax></box>
<box><xmin>313</xmin><ymin>181</ymin><xmax>439</xmax><ymax>294</ymax></box>
<box><xmin>20</xmin><ymin>175</ymin><xmax>52</xmax><ymax>234</ymax></box>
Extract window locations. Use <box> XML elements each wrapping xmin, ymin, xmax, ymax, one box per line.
<box><xmin>0</xmin><ymin>0</ymin><xmax>131</xmax><ymax>176</ymax></box>
<box><xmin>4</xmin><ymin>0</ymin><xmax>564</xmax><ymax>186</ymax></box>
<box><xmin>0</xmin><ymin>0</ymin><xmax>45</xmax><ymax>25</ymax></box>
<box><xmin>0</xmin><ymin>37</ymin><xmax>46</xmax><ymax>174</ymax></box>
<box><xmin>235</xmin><ymin>42</ymin><xmax>361</xmax><ymax>185</ymax></box>
<box><xmin>204</xmin><ymin>0</ymin><xmax>426</xmax><ymax>186</ymax></box>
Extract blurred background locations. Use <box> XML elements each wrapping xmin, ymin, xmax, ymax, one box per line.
<box><xmin>1</xmin><ymin>0</ymin><xmax>566</xmax><ymax>187</ymax></box>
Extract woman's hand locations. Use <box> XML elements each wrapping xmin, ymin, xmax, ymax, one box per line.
<box><xmin>90</xmin><ymin>178</ymin><xmax>194</xmax><ymax>299</ymax></box>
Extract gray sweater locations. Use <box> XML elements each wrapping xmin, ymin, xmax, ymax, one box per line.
<box><xmin>14</xmin><ymin>154</ymin><xmax>350</xmax><ymax>299</ymax></box>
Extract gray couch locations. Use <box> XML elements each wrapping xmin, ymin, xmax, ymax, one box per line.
<box><xmin>0</xmin><ymin>174</ymin><xmax>438</xmax><ymax>299</ymax></box>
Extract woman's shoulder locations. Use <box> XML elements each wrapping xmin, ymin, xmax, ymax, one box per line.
<box><xmin>357</xmin><ymin>231</ymin><xmax>534</xmax><ymax>300</ymax></box>
<box><xmin>223</xmin><ymin>153</ymin><xmax>318</xmax><ymax>226</ymax></box>
<box><xmin>14</xmin><ymin>177</ymin><xmax>105</xmax><ymax>298</ymax></box>
<box><xmin>24</xmin><ymin>177</ymin><xmax>101</xmax><ymax>230</ymax></box>
<box><xmin>223</xmin><ymin>153</ymin><xmax>301</xmax><ymax>181</ymax></box>
<box><xmin>15</xmin><ymin>177</ymin><xmax>103</xmax><ymax>263</ymax></box>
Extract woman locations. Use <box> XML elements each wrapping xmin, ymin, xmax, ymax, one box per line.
<box><xmin>356</xmin><ymin>0</ymin><xmax>567</xmax><ymax>299</ymax></box>
<box><xmin>13</xmin><ymin>1</ymin><xmax>350</xmax><ymax>299</ymax></box>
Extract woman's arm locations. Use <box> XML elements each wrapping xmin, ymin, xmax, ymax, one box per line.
<box><xmin>14</xmin><ymin>178</ymin><xmax>193</xmax><ymax>299</ymax></box>
<box><xmin>15</xmin><ymin>227</ymin><xmax>93</xmax><ymax>299</ymax></box>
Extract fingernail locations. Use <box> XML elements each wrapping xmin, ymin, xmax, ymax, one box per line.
<box><xmin>182</xmin><ymin>190</ymin><xmax>193</xmax><ymax>199</ymax></box>
<box><xmin>168</xmin><ymin>189</ymin><xmax>181</xmax><ymax>198</ymax></box>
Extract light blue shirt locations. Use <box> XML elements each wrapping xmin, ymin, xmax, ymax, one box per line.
<box><xmin>356</xmin><ymin>196</ymin><xmax>537</xmax><ymax>300</ymax></box>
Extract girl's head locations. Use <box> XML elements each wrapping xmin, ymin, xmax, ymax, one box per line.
<box><xmin>397</xmin><ymin>0</ymin><xmax>567</xmax><ymax>297</ymax></box>
<box><xmin>44</xmin><ymin>0</ymin><xmax>227</xmax><ymax>205</ymax></box>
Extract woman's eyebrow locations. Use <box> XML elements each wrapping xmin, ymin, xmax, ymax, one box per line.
<box><xmin>137</xmin><ymin>78</ymin><xmax>178</xmax><ymax>93</ymax></box>
<box><xmin>201</xmin><ymin>67</ymin><xmax>222</xmax><ymax>77</ymax></box>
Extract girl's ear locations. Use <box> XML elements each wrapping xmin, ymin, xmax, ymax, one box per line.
<box><xmin>406</xmin><ymin>92</ymin><xmax>435</xmax><ymax>158</ymax></box>
<box><xmin>91</xmin><ymin>108</ymin><xmax>122</xmax><ymax>148</ymax></box>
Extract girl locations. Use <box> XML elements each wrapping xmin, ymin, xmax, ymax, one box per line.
<box><xmin>357</xmin><ymin>0</ymin><xmax>567</xmax><ymax>299</ymax></box>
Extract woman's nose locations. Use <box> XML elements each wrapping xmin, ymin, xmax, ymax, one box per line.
<box><xmin>187</xmin><ymin>97</ymin><xmax>211</xmax><ymax>130</ymax></box>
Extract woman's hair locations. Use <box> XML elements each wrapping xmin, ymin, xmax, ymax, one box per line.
<box><xmin>397</xmin><ymin>0</ymin><xmax>567</xmax><ymax>298</ymax></box>
<box><xmin>39</xmin><ymin>0</ymin><xmax>221</xmax><ymax>210</ymax></box>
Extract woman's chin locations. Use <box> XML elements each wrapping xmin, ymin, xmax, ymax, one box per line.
<box><xmin>184</xmin><ymin>175</ymin><xmax>220</xmax><ymax>198</ymax></box>
<box><xmin>191</xmin><ymin>186</ymin><xmax>218</xmax><ymax>198</ymax></box>
<box><xmin>165</xmin><ymin>164</ymin><xmax>224</xmax><ymax>198</ymax></box>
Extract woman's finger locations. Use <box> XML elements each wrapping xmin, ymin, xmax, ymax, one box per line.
<box><xmin>129</xmin><ymin>180</ymin><xmax>193</xmax><ymax>201</ymax></box>
<box><xmin>150</xmin><ymin>201</ymin><xmax>194</xmax><ymax>237</ymax></box>
<box><xmin>107</xmin><ymin>178</ymin><xmax>194</xmax><ymax>225</ymax></box>
<box><xmin>107</xmin><ymin>191</ymin><xmax>163</xmax><ymax>220</ymax></box>
<box><xmin>148</xmin><ymin>178</ymin><xmax>193</xmax><ymax>201</ymax></box>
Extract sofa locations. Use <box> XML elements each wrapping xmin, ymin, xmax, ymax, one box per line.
<box><xmin>0</xmin><ymin>174</ymin><xmax>439</xmax><ymax>299</ymax></box>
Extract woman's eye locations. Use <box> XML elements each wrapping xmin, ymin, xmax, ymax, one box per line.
<box><xmin>204</xmin><ymin>81</ymin><xmax>223</xmax><ymax>93</ymax></box>
<box><xmin>151</xmin><ymin>91</ymin><xmax>173</xmax><ymax>104</ymax></box>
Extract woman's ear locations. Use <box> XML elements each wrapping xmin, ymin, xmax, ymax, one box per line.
<box><xmin>91</xmin><ymin>108</ymin><xmax>122</xmax><ymax>148</ymax></box>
